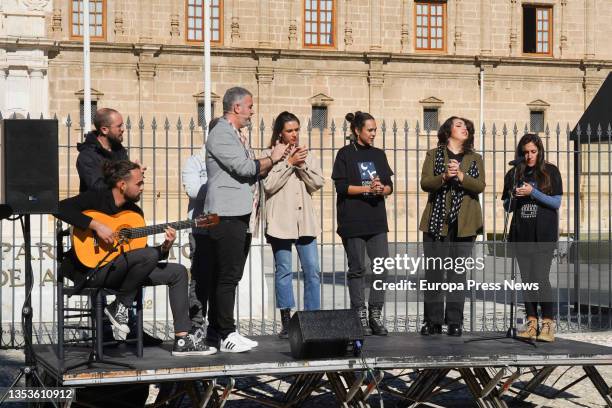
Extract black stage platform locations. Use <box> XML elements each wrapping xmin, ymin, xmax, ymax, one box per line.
<box><xmin>33</xmin><ymin>333</ymin><xmax>612</xmax><ymax>407</ymax></box>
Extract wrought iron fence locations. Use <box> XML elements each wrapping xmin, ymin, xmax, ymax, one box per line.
<box><xmin>1</xmin><ymin>112</ymin><xmax>610</xmax><ymax>348</ymax></box>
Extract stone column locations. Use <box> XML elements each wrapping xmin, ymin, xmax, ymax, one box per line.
<box><xmin>258</xmin><ymin>0</ymin><xmax>271</xmax><ymax>47</ymax></box>
<box><xmin>585</xmin><ymin>0</ymin><xmax>595</xmax><ymax>58</ymax></box>
<box><xmin>288</xmin><ymin>0</ymin><xmax>298</xmax><ymax>48</ymax></box>
<box><xmin>508</xmin><ymin>0</ymin><xmax>519</xmax><ymax>56</ymax></box>
<box><xmin>453</xmin><ymin>0</ymin><xmax>464</xmax><ymax>53</ymax></box>
<box><xmin>255</xmin><ymin>57</ymin><xmax>274</xmax><ymax>146</ymax></box>
<box><xmin>400</xmin><ymin>0</ymin><xmax>409</xmax><ymax>52</ymax></box>
<box><xmin>370</xmin><ymin>0</ymin><xmax>382</xmax><ymax>51</ymax></box>
<box><xmin>559</xmin><ymin>0</ymin><xmax>568</xmax><ymax>56</ymax></box>
<box><xmin>231</xmin><ymin>0</ymin><xmax>240</xmax><ymax>46</ymax></box>
<box><xmin>344</xmin><ymin>0</ymin><xmax>353</xmax><ymax>48</ymax></box>
<box><xmin>367</xmin><ymin>60</ymin><xmax>384</xmax><ymax>119</ymax></box>
<box><xmin>138</xmin><ymin>0</ymin><xmax>153</xmax><ymax>43</ymax></box>
<box><xmin>6</xmin><ymin>68</ymin><xmax>29</xmax><ymax>116</ymax></box>
<box><xmin>135</xmin><ymin>46</ymin><xmax>160</xmax><ymax>120</ymax></box>
<box><xmin>480</xmin><ymin>0</ymin><xmax>492</xmax><ymax>54</ymax></box>
<box><xmin>29</xmin><ymin>68</ymin><xmax>46</xmax><ymax>118</ymax></box>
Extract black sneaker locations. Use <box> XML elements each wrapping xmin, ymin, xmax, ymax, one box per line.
<box><xmin>368</xmin><ymin>304</ymin><xmax>388</xmax><ymax>336</ymax></box>
<box><xmin>172</xmin><ymin>332</ymin><xmax>218</xmax><ymax>356</ymax></box>
<box><xmin>356</xmin><ymin>306</ymin><xmax>372</xmax><ymax>336</ymax></box>
<box><xmin>104</xmin><ymin>300</ymin><xmax>130</xmax><ymax>340</ymax></box>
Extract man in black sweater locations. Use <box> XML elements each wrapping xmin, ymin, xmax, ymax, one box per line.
<box><xmin>58</xmin><ymin>160</ymin><xmax>216</xmax><ymax>356</ymax></box>
<box><xmin>77</xmin><ymin>108</ymin><xmax>131</xmax><ymax>193</ymax></box>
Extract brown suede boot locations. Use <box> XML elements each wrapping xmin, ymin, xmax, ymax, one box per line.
<box><xmin>537</xmin><ymin>319</ymin><xmax>555</xmax><ymax>342</ymax></box>
<box><xmin>517</xmin><ymin>318</ymin><xmax>538</xmax><ymax>340</ymax></box>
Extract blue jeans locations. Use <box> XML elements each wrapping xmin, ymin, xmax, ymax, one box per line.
<box><xmin>269</xmin><ymin>237</ymin><xmax>321</xmax><ymax>310</ymax></box>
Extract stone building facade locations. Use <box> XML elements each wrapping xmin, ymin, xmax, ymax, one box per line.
<box><xmin>1</xmin><ymin>0</ymin><xmax>611</xmax><ymax>239</ymax></box>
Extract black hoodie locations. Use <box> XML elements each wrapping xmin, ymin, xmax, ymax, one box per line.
<box><xmin>76</xmin><ymin>131</ymin><xmax>129</xmax><ymax>192</ymax></box>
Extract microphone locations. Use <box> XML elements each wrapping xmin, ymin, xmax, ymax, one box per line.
<box><xmin>0</xmin><ymin>204</ymin><xmax>13</xmax><ymax>220</ymax></box>
<box><xmin>508</xmin><ymin>157</ymin><xmax>525</xmax><ymax>166</ymax></box>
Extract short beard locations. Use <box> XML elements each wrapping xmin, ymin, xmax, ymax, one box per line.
<box><xmin>108</xmin><ymin>136</ymin><xmax>123</xmax><ymax>150</ymax></box>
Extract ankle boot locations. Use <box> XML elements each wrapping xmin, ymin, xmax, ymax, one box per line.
<box><xmin>278</xmin><ymin>308</ymin><xmax>291</xmax><ymax>339</ymax></box>
<box><xmin>356</xmin><ymin>306</ymin><xmax>372</xmax><ymax>336</ymax></box>
<box><xmin>368</xmin><ymin>304</ymin><xmax>388</xmax><ymax>336</ymax></box>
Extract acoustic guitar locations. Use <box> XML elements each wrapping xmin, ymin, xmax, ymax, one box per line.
<box><xmin>72</xmin><ymin>210</ymin><xmax>219</xmax><ymax>269</ymax></box>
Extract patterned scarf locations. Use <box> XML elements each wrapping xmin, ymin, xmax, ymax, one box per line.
<box><xmin>428</xmin><ymin>146</ymin><xmax>480</xmax><ymax>240</ymax></box>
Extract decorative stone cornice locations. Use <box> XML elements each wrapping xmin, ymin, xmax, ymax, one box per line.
<box><xmin>419</xmin><ymin>96</ymin><xmax>444</xmax><ymax>108</ymax></box>
<box><xmin>526</xmin><ymin>99</ymin><xmax>550</xmax><ymax>110</ymax></box>
<box><xmin>309</xmin><ymin>93</ymin><xmax>334</xmax><ymax>107</ymax></box>
<box><xmin>75</xmin><ymin>88</ymin><xmax>104</xmax><ymax>101</ymax></box>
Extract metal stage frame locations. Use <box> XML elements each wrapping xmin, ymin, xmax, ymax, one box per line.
<box><xmin>32</xmin><ymin>333</ymin><xmax>612</xmax><ymax>408</ymax></box>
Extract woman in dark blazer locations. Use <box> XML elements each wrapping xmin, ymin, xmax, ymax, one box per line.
<box><xmin>419</xmin><ymin>116</ymin><xmax>486</xmax><ymax>337</ymax></box>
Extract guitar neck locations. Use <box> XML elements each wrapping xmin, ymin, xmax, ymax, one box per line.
<box><xmin>127</xmin><ymin>220</ymin><xmax>195</xmax><ymax>239</ymax></box>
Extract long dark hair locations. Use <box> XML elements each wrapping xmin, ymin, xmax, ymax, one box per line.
<box><xmin>437</xmin><ymin>116</ymin><xmax>475</xmax><ymax>152</ymax></box>
<box><xmin>345</xmin><ymin>111</ymin><xmax>375</xmax><ymax>140</ymax></box>
<box><xmin>514</xmin><ymin>133</ymin><xmax>552</xmax><ymax>194</ymax></box>
<box><xmin>269</xmin><ymin>111</ymin><xmax>300</xmax><ymax>147</ymax></box>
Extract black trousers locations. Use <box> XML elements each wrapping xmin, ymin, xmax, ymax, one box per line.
<box><xmin>206</xmin><ymin>216</ymin><xmax>251</xmax><ymax>339</ymax></box>
<box><xmin>188</xmin><ymin>233</ymin><xmax>214</xmax><ymax>327</ymax></box>
<box><xmin>74</xmin><ymin>247</ymin><xmax>191</xmax><ymax>333</ymax></box>
<box><xmin>342</xmin><ymin>233</ymin><xmax>389</xmax><ymax>309</ymax></box>
<box><xmin>515</xmin><ymin>247</ymin><xmax>554</xmax><ymax>320</ymax></box>
<box><xmin>422</xmin><ymin>231</ymin><xmax>475</xmax><ymax>326</ymax></box>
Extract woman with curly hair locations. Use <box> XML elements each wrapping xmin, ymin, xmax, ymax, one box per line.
<box><xmin>419</xmin><ymin>116</ymin><xmax>486</xmax><ymax>337</ymax></box>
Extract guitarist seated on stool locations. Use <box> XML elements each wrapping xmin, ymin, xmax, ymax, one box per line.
<box><xmin>57</xmin><ymin>160</ymin><xmax>217</xmax><ymax>356</ymax></box>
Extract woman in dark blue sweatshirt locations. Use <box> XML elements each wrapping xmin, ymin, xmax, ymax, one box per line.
<box><xmin>332</xmin><ymin>111</ymin><xmax>393</xmax><ymax>336</ymax></box>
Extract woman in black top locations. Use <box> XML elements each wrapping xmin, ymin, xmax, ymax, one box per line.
<box><xmin>419</xmin><ymin>117</ymin><xmax>485</xmax><ymax>337</ymax></box>
<box><xmin>502</xmin><ymin>133</ymin><xmax>562</xmax><ymax>342</ymax></box>
<box><xmin>332</xmin><ymin>111</ymin><xmax>393</xmax><ymax>336</ymax></box>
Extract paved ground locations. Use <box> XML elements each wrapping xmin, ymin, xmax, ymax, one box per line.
<box><xmin>1</xmin><ymin>330</ymin><xmax>611</xmax><ymax>407</ymax></box>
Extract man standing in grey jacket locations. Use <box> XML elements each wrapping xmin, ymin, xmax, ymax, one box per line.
<box><xmin>204</xmin><ymin>87</ymin><xmax>287</xmax><ymax>353</ymax></box>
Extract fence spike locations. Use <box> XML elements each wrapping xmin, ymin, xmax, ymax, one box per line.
<box><xmin>177</xmin><ymin>116</ymin><xmax>182</xmax><ymax>131</ymax></box>
<box><xmin>66</xmin><ymin>114</ymin><xmax>72</xmax><ymax>127</ymax></box>
<box><xmin>596</xmin><ymin>123</ymin><xmax>602</xmax><ymax>140</ymax></box>
<box><xmin>126</xmin><ymin>116</ymin><xmax>132</xmax><ymax>131</ymax></box>
<box><xmin>139</xmin><ymin>116</ymin><xmax>145</xmax><ymax>130</ymax></box>
<box><xmin>151</xmin><ymin>117</ymin><xmax>157</xmax><ymax>130</ymax></box>
<box><xmin>164</xmin><ymin>117</ymin><xmax>170</xmax><ymax>131</ymax></box>
<box><xmin>259</xmin><ymin>117</ymin><xmax>265</xmax><ymax>133</ymax></box>
<box><xmin>330</xmin><ymin>118</ymin><xmax>336</xmax><ymax>134</ymax></box>
<box><xmin>189</xmin><ymin>117</ymin><xmax>195</xmax><ymax>131</ymax></box>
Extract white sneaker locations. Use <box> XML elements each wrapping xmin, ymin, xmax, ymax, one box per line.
<box><xmin>233</xmin><ymin>332</ymin><xmax>258</xmax><ymax>348</ymax></box>
<box><xmin>220</xmin><ymin>332</ymin><xmax>252</xmax><ymax>353</ymax></box>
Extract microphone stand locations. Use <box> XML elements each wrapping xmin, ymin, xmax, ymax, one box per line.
<box><xmin>465</xmin><ymin>162</ymin><xmax>536</xmax><ymax>347</ymax></box>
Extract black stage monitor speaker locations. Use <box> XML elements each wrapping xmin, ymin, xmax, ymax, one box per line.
<box><xmin>287</xmin><ymin>309</ymin><xmax>363</xmax><ymax>359</ymax></box>
<box><xmin>1</xmin><ymin>119</ymin><xmax>59</xmax><ymax>214</ymax></box>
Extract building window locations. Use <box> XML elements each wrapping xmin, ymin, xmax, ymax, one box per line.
<box><xmin>415</xmin><ymin>1</ymin><xmax>446</xmax><ymax>51</ymax></box>
<box><xmin>304</xmin><ymin>0</ymin><xmax>335</xmax><ymax>47</ymax></box>
<box><xmin>186</xmin><ymin>0</ymin><xmax>223</xmax><ymax>43</ymax></box>
<box><xmin>197</xmin><ymin>102</ymin><xmax>215</xmax><ymax>127</ymax></box>
<box><xmin>423</xmin><ymin>108</ymin><xmax>439</xmax><ymax>132</ymax></box>
<box><xmin>530</xmin><ymin>110</ymin><xmax>545</xmax><ymax>133</ymax></box>
<box><xmin>79</xmin><ymin>100</ymin><xmax>97</xmax><ymax>128</ymax></box>
<box><xmin>71</xmin><ymin>0</ymin><xmax>106</xmax><ymax>39</ymax></box>
<box><xmin>312</xmin><ymin>106</ymin><xmax>328</xmax><ymax>130</ymax></box>
<box><xmin>523</xmin><ymin>5</ymin><xmax>552</xmax><ymax>55</ymax></box>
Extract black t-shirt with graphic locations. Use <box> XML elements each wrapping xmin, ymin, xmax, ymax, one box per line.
<box><xmin>332</xmin><ymin>142</ymin><xmax>394</xmax><ymax>238</ymax></box>
<box><xmin>502</xmin><ymin>163</ymin><xmax>563</xmax><ymax>242</ymax></box>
